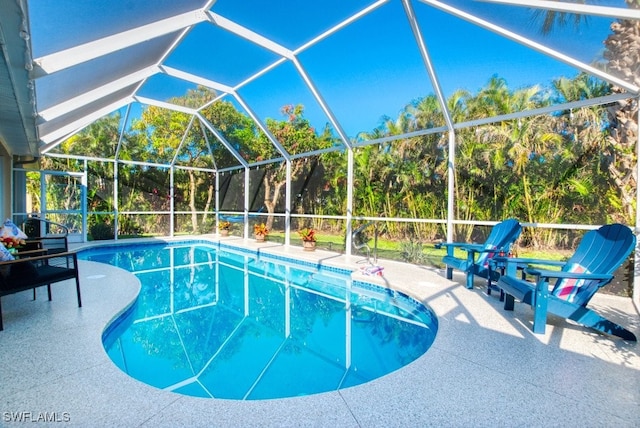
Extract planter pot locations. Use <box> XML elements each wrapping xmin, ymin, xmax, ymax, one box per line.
<box><xmin>255</xmin><ymin>234</ymin><xmax>266</xmax><ymax>242</ymax></box>
<box><xmin>302</xmin><ymin>241</ymin><xmax>316</xmax><ymax>251</ymax></box>
<box><xmin>219</xmin><ymin>229</ymin><xmax>229</xmax><ymax>237</ymax></box>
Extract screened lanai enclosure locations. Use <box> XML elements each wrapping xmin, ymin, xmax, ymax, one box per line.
<box><xmin>1</xmin><ymin>1</ymin><xmax>639</xmax><ymax>302</ymax></box>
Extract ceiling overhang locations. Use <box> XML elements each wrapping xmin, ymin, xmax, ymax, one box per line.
<box><xmin>0</xmin><ymin>0</ymin><xmax>38</xmax><ymax>157</ymax></box>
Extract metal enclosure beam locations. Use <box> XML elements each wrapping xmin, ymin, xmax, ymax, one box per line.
<box><xmin>33</xmin><ymin>9</ymin><xmax>208</xmax><ymax>77</ymax></box>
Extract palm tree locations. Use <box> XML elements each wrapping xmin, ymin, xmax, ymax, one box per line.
<box><xmin>534</xmin><ymin>1</ymin><xmax>639</xmax><ymax>224</ymax></box>
<box><xmin>601</xmin><ymin>2</ymin><xmax>639</xmax><ymax>222</ymax></box>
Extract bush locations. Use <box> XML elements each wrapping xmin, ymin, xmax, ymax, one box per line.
<box><xmin>400</xmin><ymin>239</ymin><xmax>425</xmax><ymax>264</ymax></box>
<box><xmin>90</xmin><ymin>222</ymin><xmax>114</xmax><ymax>240</ymax></box>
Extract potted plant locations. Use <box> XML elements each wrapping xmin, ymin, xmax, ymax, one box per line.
<box><xmin>218</xmin><ymin>221</ymin><xmax>231</xmax><ymax>236</ymax></box>
<box><xmin>298</xmin><ymin>227</ymin><xmax>317</xmax><ymax>251</ymax></box>
<box><xmin>253</xmin><ymin>223</ymin><xmax>269</xmax><ymax>242</ymax></box>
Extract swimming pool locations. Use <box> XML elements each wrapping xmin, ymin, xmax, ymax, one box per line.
<box><xmin>81</xmin><ymin>241</ymin><xmax>438</xmax><ymax>400</ymax></box>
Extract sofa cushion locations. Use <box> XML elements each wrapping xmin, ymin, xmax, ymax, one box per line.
<box><xmin>0</xmin><ymin>244</ymin><xmax>15</xmax><ymax>262</ymax></box>
<box><xmin>9</xmin><ymin>261</ymin><xmax>39</xmax><ymax>281</ymax></box>
<box><xmin>1</xmin><ymin>219</ymin><xmax>28</xmax><ymax>240</ymax></box>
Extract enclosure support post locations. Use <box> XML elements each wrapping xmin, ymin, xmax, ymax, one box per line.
<box><xmin>285</xmin><ymin>160</ymin><xmax>292</xmax><ymax>246</ymax></box>
<box><xmin>345</xmin><ymin>148</ymin><xmax>354</xmax><ymax>256</ymax></box>
<box><xmin>244</xmin><ymin>167</ymin><xmax>250</xmax><ymax>239</ymax></box>
<box><xmin>215</xmin><ymin>171</ymin><xmax>220</xmax><ymax>231</ymax></box>
<box><xmin>113</xmin><ymin>161</ymin><xmax>119</xmax><ymax>240</ymax></box>
<box><xmin>169</xmin><ymin>167</ymin><xmax>174</xmax><ymax>237</ymax></box>
<box><xmin>402</xmin><ymin>0</ymin><xmax>455</xmax><ymax>242</ymax></box>
<box><xmin>112</xmin><ymin>105</ymin><xmax>130</xmax><ymax>241</ymax></box>
<box><xmin>447</xmin><ymin>131</ymin><xmax>455</xmax><ymax>243</ymax></box>
<box><xmin>634</xmin><ymin>95</ymin><xmax>640</xmax><ymax>311</ymax></box>
<box><xmin>81</xmin><ymin>160</ymin><xmax>88</xmax><ymax>243</ymax></box>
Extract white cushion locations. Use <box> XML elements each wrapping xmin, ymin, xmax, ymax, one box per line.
<box><xmin>0</xmin><ymin>243</ymin><xmax>15</xmax><ymax>262</ymax></box>
<box><xmin>1</xmin><ymin>218</ymin><xmax>28</xmax><ymax>240</ymax></box>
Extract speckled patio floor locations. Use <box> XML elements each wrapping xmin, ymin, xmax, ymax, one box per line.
<box><xmin>1</xmin><ymin>236</ymin><xmax>638</xmax><ymax>427</ymax></box>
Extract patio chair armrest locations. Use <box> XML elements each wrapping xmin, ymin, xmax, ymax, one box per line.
<box><xmin>23</xmin><ymin>217</ymin><xmax>69</xmax><ymax>236</ymax></box>
<box><xmin>493</xmin><ymin>257</ymin><xmax>568</xmax><ymax>276</ymax></box>
<box><xmin>0</xmin><ymin>251</ymin><xmax>76</xmax><ymax>264</ymax></box>
<box><xmin>493</xmin><ymin>257</ymin><xmax>565</xmax><ymax>267</ymax></box>
<box><xmin>24</xmin><ymin>236</ymin><xmax>69</xmax><ymax>253</ymax></box>
<box><xmin>436</xmin><ymin>242</ymin><xmax>484</xmax><ymax>252</ymax></box>
<box><xmin>525</xmin><ymin>268</ymin><xmax>613</xmax><ymax>283</ymax></box>
<box><xmin>15</xmin><ymin>248</ymin><xmax>49</xmax><ymax>257</ymax></box>
<box><xmin>436</xmin><ymin>243</ymin><xmax>487</xmax><ymax>263</ymax></box>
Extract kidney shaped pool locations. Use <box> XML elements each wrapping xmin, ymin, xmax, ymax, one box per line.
<box><xmin>81</xmin><ymin>241</ymin><xmax>438</xmax><ymax>400</ymax></box>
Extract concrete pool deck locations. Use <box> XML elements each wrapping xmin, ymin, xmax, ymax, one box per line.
<box><xmin>1</xmin><ymin>236</ymin><xmax>639</xmax><ymax>427</ymax></box>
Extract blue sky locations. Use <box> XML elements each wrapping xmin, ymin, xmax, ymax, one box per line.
<box><xmin>196</xmin><ymin>0</ymin><xmax>617</xmax><ymax>136</ymax></box>
<box><xmin>29</xmin><ymin>0</ymin><xmax>622</xmax><ymax>139</ymax></box>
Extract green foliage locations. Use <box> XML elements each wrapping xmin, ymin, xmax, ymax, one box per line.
<box><xmin>256</xmin><ymin>105</ymin><xmax>335</xmax><ymax>229</ymax></box>
<box><xmin>118</xmin><ymin>215</ymin><xmax>144</xmax><ymax>236</ymax></box>
<box><xmin>38</xmin><ymin>72</ymin><xmax>635</xmax><ymax>252</ymax></box>
<box><xmin>399</xmin><ymin>239</ymin><xmax>426</xmax><ymax>264</ymax></box>
<box><xmin>89</xmin><ymin>222</ymin><xmax>114</xmax><ymax>241</ymax></box>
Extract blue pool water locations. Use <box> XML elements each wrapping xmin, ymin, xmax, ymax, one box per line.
<box><xmin>81</xmin><ymin>241</ymin><xmax>438</xmax><ymax>400</ymax></box>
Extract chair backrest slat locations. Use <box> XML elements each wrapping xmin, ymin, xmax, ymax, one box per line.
<box><xmin>477</xmin><ymin>219</ymin><xmax>521</xmax><ymax>267</ymax></box>
<box><xmin>553</xmin><ymin>224</ymin><xmax>635</xmax><ymax>306</ymax></box>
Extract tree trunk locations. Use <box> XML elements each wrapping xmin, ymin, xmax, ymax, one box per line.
<box><xmin>201</xmin><ymin>182</ymin><xmax>213</xmax><ymax>228</ymax></box>
<box><xmin>603</xmin><ymin>10</ymin><xmax>639</xmax><ymax>223</ymax></box>
<box><xmin>262</xmin><ymin>173</ymin><xmax>286</xmax><ymax>231</ymax></box>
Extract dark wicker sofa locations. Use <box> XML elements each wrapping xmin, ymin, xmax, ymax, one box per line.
<box><xmin>0</xmin><ymin>251</ymin><xmax>81</xmax><ymax>330</ymax></box>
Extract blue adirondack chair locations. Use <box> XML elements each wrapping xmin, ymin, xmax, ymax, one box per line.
<box><xmin>497</xmin><ymin>223</ymin><xmax>636</xmax><ymax>341</ymax></box>
<box><xmin>436</xmin><ymin>219</ymin><xmax>522</xmax><ymax>290</ymax></box>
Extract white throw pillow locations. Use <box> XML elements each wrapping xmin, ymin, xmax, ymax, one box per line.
<box><xmin>0</xmin><ymin>243</ymin><xmax>15</xmax><ymax>262</ymax></box>
<box><xmin>1</xmin><ymin>218</ymin><xmax>28</xmax><ymax>240</ymax></box>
